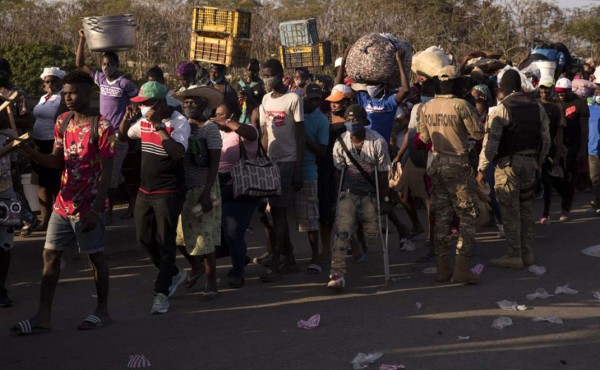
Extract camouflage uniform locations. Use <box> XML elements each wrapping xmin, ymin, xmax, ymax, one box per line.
<box><xmin>418</xmin><ymin>95</ymin><xmax>484</xmax><ymax>260</ymax></box>
<box><xmin>478</xmin><ymin>93</ymin><xmax>550</xmax><ymax>265</ymax></box>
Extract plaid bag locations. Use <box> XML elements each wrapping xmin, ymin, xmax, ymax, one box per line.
<box><xmin>231</xmin><ymin>137</ymin><xmax>281</xmax><ymax>200</ymax></box>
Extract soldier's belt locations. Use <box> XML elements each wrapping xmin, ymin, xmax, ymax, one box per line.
<box><xmin>434</xmin><ymin>154</ymin><xmax>469</xmax><ymax>163</ymax></box>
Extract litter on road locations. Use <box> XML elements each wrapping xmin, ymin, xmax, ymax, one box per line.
<box><xmin>297</xmin><ymin>314</ymin><xmax>320</xmax><ymax>329</ymax></box>
<box><xmin>532</xmin><ymin>316</ymin><xmax>564</xmax><ymax>324</ymax></box>
<box><xmin>458</xmin><ymin>335</ymin><xmax>471</xmax><ymax>341</ymax></box>
<box><xmin>527</xmin><ymin>265</ymin><xmax>547</xmax><ymax>276</ymax></box>
<box><xmin>581</xmin><ymin>245</ymin><xmax>600</xmax><ymax>258</ymax></box>
<box><xmin>491</xmin><ymin>316</ymin><xmax>513</xmax><ymax>329</ymax></box>
<box><xmin>351</xmin><ymin>352</ymin><xmax>384</xmax><ymax>369</ymax></box>
<box><xmin>526</xmin><ymin>288</ymin><xmax>554</xmax><ymax>300</ymax></box>
<box><xmin>555</xmin><ymin>285</ymin><xmax>578</xmax><ymax>295</ymax></box>
<box><xmin>496</xmin><ymin>300</ymin><xmax>527</xmax><ymax>311</ymax></box>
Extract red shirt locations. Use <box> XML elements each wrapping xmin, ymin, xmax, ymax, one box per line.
<box><xmin>53</xmin><ymin>112</ymin><xmax>116</xmax><ymax>219</ymax></box>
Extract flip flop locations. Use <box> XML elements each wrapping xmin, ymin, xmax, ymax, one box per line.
<box><xmin>199</xmin><ymin>291</ymin><xmax>220</xmax><ymax>302</ymax></box>
<box><xmin>10</xmin><ymin>320</ymin><xmax>51</xmax><ymax>336</ymax></box>
<box><xmin>306</xmin><ymin>263</ymin><xmax>322</xmax><ymax>275</ymax></box>
<box><xmin>185</xmin><ymin>269</ymin><xmax>205</xmax><ymax>289</ymax></box>
<box><xmin>77</xmin><ymin>314</ymin><xmax>113</xmax><ymax>331</ymax></box>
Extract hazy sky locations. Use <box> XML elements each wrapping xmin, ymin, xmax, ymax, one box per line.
<box><xmin>557</xmin><ymin>0</ymin><xmax>599</xmax><ymax>8</ymax></box>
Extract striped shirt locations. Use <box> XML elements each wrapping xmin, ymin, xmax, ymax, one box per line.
<box><xmin>128</xmin><ymin>111</ymin><xmax>190</xmax><ymax>194</ymax></box>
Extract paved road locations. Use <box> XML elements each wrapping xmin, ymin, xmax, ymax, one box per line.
<box><xmin>1</xmin><ymin>196</ymin><xmax>600</xmax><ymax>370</ymax></box>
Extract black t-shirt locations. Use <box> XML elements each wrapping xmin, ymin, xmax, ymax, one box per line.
<box><xmin>562</xmin><ymin>95</ymin><xmax>589</xmax><ymax>148</ymax></box>
<box><xmin>538</xmin><ymin>98</ymin><xmax>563</xmax><ymax>157</ymax></box>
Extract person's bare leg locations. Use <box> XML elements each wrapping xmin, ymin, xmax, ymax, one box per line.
<box><xmin>203</xmin><ymin>252</ymin><xmax>218</xmax><ymax>293</ymax></box>
<box><xmin>29</xmin><ymin>249</ymin><xmax>63</xmax><ymax>327</ymax></box>
<box><xmin>38</xmin><ymin>186</ymin><xmax>51</xmax><ymax>228</ymax></box>
<box><xmin>177</xmin><ymin>245</ymin><xmax>203</xmax><ymax>277</ymax></box>
<box><xmin>86</xmin><ymin>252</ymin><xmax>111</xmax><ymax>323</ymax></box>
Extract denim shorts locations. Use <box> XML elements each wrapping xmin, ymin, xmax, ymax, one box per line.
<box><xmin>295</xmin><ymin>179</ymin><xmax>319</xmax><ymax>232</ymax></box>
<box><xmin>44</xmin><ymin>212</ymin><xmax>105</xmax><ymax>254</ymax></box>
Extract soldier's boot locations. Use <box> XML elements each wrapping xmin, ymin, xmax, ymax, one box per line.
<box><xmin>451</xmin><ymin>255</ymin><xmax>480</xmax><ymax>284</ymax></box>
<box><xmin>435</xmin><ymin>255</ymin><xmax>453</xmax><ymax>282</ymax></box>
<box><xmin>522</xmin><ymin>252</ymin><xmax>534</xmax><ymax>267</ymax></box>
<box><xmin>490</xmin><ymin>254</ymin><xmax>524</xmax><ymax>269</ymax></box>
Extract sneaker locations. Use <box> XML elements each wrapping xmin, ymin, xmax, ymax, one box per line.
<box><xmin>0</xmin><ymin>291</ymin><xmax>13</xmax><ymax>307</ymax></box>
<box><xmin>253</xmin><ymin>252</ymin><xmax>272</xmax><ymax>266</ymax></box>
<box><xmin>559</xmin><ymin>211</ymin><xmax>569</xmax><ymax>223</ymax></box>
<box><xmin>168</xmin><ymin>268</ymin><xmax>188</xmax><ymax>298</ymax></box>
<box><xmin>399</xmin><ymin>238</ymin><xmax>416</xmax><ymax>251</ymax></box>
<box><xmin>539</xmin><ymin>216</ymin><xmax>551</xmax><ymax>225</ymax></box>
<box><xmin>327</xmin><ymin>275</ymin><xmax>345</xmax><ymax>291</ymax></box>
<box><xmin>497</xmin><ymin>224</ymin><xmax>505</xmax><ymax>238</ymax></box>
<box><xmin>150</xmin><ymin>293</ymin><xmax>169</xmax><ymax>314</ymax></box>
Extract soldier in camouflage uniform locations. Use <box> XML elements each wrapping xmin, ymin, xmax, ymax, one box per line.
<box><xmin>418</xmin><ymin>66</ymin><xmax>484</xmax><ymax>284</ymax></box>
<box><xmin>477</xmin><ymin>70</ymin><xmax>550</xmax><ymax>269</ymax></box>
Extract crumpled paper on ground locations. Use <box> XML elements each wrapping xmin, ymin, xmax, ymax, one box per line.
<box><xmin>471</xmin><ymin>264</ymin><xmax>484</xmax><ymax>276</ymax></box>
<box><xmin>422</xmin><ymin>267</ymin><xmax>437</xmax><ymax>274</ymax></box>
<box><xmin>458</xmin><ymin>336</ymin><xmax>471</xmax><ymax>341</ymax></box>
<box><xmin>491</xmin><ymin>316</ymin><xmax>513</xmax><ymax>329</ymax></box>
<box><xmin>526</xmin><ymin>288</ymin><xmax>554</xmax><ymax>300</ymax></box>
<box><xmin>352</xmin><ymin>352</ymin><xmax>383</xmax><ymax>369</ymax></box>
<box><xmin>533</xmin><ymin>316</ymin><xmax>563</xmax><ymax>324</ymax></box>
<box><xmin>379</xmin><ymin>365</ymin><xmax>406</xmax><ymax>370</ymax></box>
<box><xmin>581</xmin><ymin>245</ymin><xmax>600</xmax><ymax>258</ymax></box>
<box><xmin>496</xmin><ymin>300</ymin><xmax>527</xmax><ymax>311</ymax></box>
<box><xmin>593</xmin><ymin>292</ymin><xmax>600</xmax><ymax>300</ymax></box>
<box><xmin>416</xmin><ymin>302</ymin><xmax>422</xmax><ymax>310</ymax></box>
<box><xmin>527</xmin><ymin>265</ymin><xmax>546</xmax><ymax>276</ymax></box>
<box><xmin>297</xmin><ymin>314</ymin><xmax>320</xmax><ymax>329</ymax></box>
<box><xmin>555</xmin><ymin>285</ymin><xmax>578</xmax><ymax>295</ymax></box>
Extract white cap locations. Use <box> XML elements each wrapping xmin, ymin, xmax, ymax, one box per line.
<box><xmin>40</xmin><ymin>67</ymin><xmax>66</xmax><ymax>80</ymax></box>
<box><xmin>334</xmin><ymin>57</ymin><xmax>343</xmax><ymax>68</ymax></box>
<box><xmin>555</xmin><ymin>77</ymin><xmax>572</xmax><ymax>90</ymax></box>
<box><xmin>539</xmin><ymin>75</ymin><xmax>555</xmax><ymax>88</ymax></box>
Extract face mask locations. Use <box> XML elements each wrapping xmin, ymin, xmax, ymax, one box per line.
<box><xmin>595</xmin><ymin>96</ymin><xmax>600</xmax><ymax>105</ymax></box>
<box><xmin>263</xmin><ymin>76</ymin><xmax>279</xmax><ymax>93</ymax></box>
<box><xmin>140</xmin><ymin>106</ymin><xmax>151</xmax><ymax>117</ymax></box>
<box><xmin>366</xmin><ymin>84</ymin><xmax>384</xmax><ymax>98</ymax></box>
<box><xmin>184</xmin><ymin>107</ymin><xmax>203</xmax><ymax>119</ymax></box>
<box><xmin>420</xmin><ymin>96</ymin><xmax>433</xmax><ymax>104</ymax></box>
<box><xmin>210</xmin><ymin>77</ymin><xmax>224</xmax><ymax>85</ymax></box>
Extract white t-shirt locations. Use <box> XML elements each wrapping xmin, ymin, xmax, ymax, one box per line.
<box><xmin>259</xmin><ymin>92</ymin><xmax>304</xmax><ymax>162</ymax></box>
<box><xmin>32</xmin><ymin>93</ymin><xmax>62</xmax><ymax>140</ymax></box>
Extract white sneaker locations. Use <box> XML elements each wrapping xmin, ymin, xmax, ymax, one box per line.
<box><xmin>151</xmin><ymin>293</ymin><xmax>169</xmax><ymax>314</ymax></box>
<box><xmin>327</xmin><ymin>275</ymin><xmax>345</xmax><ymax>291</ymax></box>
<box><xmin>497</xmin><ymin>224</ymin><xmax>505</xmax><ymax>238</ymax></box>
<box><xmin>400</xmin><ymin>238</ymin><xmax>416</xmax><ymax>251</ymax></box>
<box><xmin>168</xmin><ymin>268</ymin><xmax>188</xmax><ymax>298</ymax></box>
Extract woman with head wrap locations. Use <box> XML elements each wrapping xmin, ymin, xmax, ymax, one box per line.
<box><xmin>175</xmin><ymin>62</ymin><xmax>198</xmax><ymax>91</ymax></box>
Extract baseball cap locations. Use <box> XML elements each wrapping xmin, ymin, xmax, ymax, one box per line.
<box><xmin>344</xmin><ymin>104</ymin><xmax>368</xmax><ymax>124</ymax></box>
<box><xmin>436</xmin><ymin>65</ymin><xmax>460</xmax><ymax>81</ymax></box>
<box><xmin>304</xmin><ymin>83</ymin><xmax>322</xmax><ymax>99</ymax></box>
<box><xmin>131</xmin><ymin>81</ymin><xmax>169</xmax><ymax>103</ymax></box>
<box><xmin>539</xmin><ymin>75</ymin><xmax>555</xmax><ymax>88</ymax></box>
<box><xmin>326</xmin><ymin>84</ymin><xmax>353</xmax><ymax>102</ymax></box>
<box><xmin>554</xmin><ymin>77</ymin><xmax>571</xmax><ymax>93</ymax></box>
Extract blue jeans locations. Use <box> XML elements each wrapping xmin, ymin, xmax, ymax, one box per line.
<box><xmin>221</xmin><ymin>184</ymin><xmax>259</xmax><ymax>277</ymax></box>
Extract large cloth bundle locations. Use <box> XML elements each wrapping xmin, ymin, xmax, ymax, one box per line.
<box><xmin>346</xmin><ymin>33</ymin><xmax>412</xmax><ymax>86</ymax></box>
<box><xmin>412</xmin><ymin>46</ymin><xmax>451</xmax><ymax>78</ymax></box>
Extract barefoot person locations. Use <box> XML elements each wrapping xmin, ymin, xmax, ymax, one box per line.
<box><xmin>11</xmin><ymin>71</ymin><xmax>115</xmax><ymax>334</ymax></box>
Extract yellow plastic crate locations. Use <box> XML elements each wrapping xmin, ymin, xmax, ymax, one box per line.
<box><xmin>190</xmin><ymin>34</ymin><xmax>251</xmax><ymax>67</ymax></box>
<box><xmin>192</xmin><ymin>7</ymin><xmax>252</xmax><ymax>39</ymax></box>
<box><xmin>279</xmin><ymin>42</ymin><xmax>332</xmax><ymax>68</ymax></box>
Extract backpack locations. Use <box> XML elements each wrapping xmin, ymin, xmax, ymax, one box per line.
<box><xmin>59</xmin><ymin>112</ymin><xmax>100</xmax><ymax>149</ymax></box>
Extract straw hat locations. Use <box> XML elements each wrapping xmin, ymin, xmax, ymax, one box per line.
<box><xmin>172</xmin><ymin>85</ymin><xmax>223</xmax><ymax>110</ymax></box>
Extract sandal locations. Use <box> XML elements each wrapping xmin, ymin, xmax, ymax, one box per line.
<box><xmin>77</xmin><ymin>314</ymin><xmax>113</xmax><ymax>331</ymax></box>
<box><xmin>184</xmin><ymin>268</ymin><xmax>205</xmax><ymax>289</ymax></box>
<box><xmin>10</xmin><ymin>320</ymin><xmax>51</xmax><ymax>336</ymax></box>
<box><xmin>306</xmin><ymin>263</ymin><xmax>322</xmax><ymax>275</ymax></box>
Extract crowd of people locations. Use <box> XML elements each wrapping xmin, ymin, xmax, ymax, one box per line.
<box><xmin>1</xmin><ymin>29</ymin><xmax>599</xmax><ymax>335</ymax></box>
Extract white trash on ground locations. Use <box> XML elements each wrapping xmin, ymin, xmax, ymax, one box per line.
<box><xmin>527</xmin><ymin>265</ymin><xmax>547</xmax><ymax>276</ymax></box>
<box><xmin>399</xmin><ymin>239</ymin><xmax>416</xmax><ymax>251</ymax></box>
<box><xmin>416</xmin><ymin>302</ymin><xmax>422</xmax><ymax>310</ymax></box>
<box><xmin>532</xmin><ymin>316</ymin><xmax>563</xmax><ymax>324</ymax></box>
<box><xmin>581</xmin><ymin>245</ymin><xmax>600</xmax><ymax>258</ymax></box>
<box><xmin>422</xmin><ymin>267</ymin><xmax>437</xmax><ymax>274</ymax></box>
<box><xmin>555</xmin><ymin>285</ymin><xmax>578</xmax><ymax>295</ymax></box>
<box><xmin>379</xmin><ymin>365</ymin><xmax>406</xmax><ymax>370</ymax></box>
<box><xmin>526</xmin><ymin>288</ymin><xmax>554</xmax><ymax>300</ymax></box>
<box><xmin>593</xmin><ymin>292</ymin><xmax>600</xmax><ymax>300</ymax></box>
<box><xmin>458</xmin><ymin>336</ymin><xmax>471</xmax><ymax>341</ymax></box>
<box><xmin>351</xmin><ymin>352</ymin><xmax>384</xmax><ymax>369</ymax></box>
<box><xmin>471</xmin><ymin>264</ymin><xmax>484</xmax><ymax>276</ymax></box>
<box><xmin>491</xmin><ymin>316</ymin><xmax>513</xmax><ymax>329</ymax></box>
<box><xmin>297</xmin><ymin>314</ymin><xmax>320</xmax><ymax>329</ymax></box>
<box><xmin>496</xmin><ymin>300</ymin><xmax>527</xmax><ymax>311</ymax></box>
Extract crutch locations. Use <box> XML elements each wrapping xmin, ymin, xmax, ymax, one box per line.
<box><xmin>374</xmin><ymin>169</ymin><xmax>390</xmax><ymax>282</ymax></box>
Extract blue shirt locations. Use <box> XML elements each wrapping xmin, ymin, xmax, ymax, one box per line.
<box><xmin>589</xmin><ymin>105</ymin><xmax>600</xmax><ymax>156</ymax></box>
<box><xmin>303</xmin><ymin>110</ymin><xmax>329</xmax><ymax>181</ymax></box>
<box><xmin>356</xmin><ymin>91</ymin><xmax>398</xmax><ymax>143</ymax></box>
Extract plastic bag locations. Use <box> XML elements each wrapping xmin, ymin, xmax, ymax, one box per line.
<box><xmin>496</xmin><ymin>300</ymin><xmax>527</xmax><ymax>311</ymax></box>
<box><xmin>526</xmin><ymin>288</ymin><xmax>554</xmax><ymax>300</ymax></box>
<box><xmin>412</xmin><ymin>45</ymin><xmax>451</xmax><ymax>78</ymax></box>
<box><xmin>497</xmin><ymin>65</ymin><xmax>535</xmax><ymax>93</ymax></box>
<box><xmin>351</xmin><ymin>352</ymin><xmax>384</xmax><ymax>369</ymax></box>
<box><xmin>555</xmin><ymin>285</ymin><xmax>578</xmax><ymax>295</ymax></box>
<box><xmin>379</xmin><ymin>365</ymin><xmax>406</xmax><ymax>370</ymax></box>
<box><xmin>581</xmin><ymin>245</ymin><xmax>600</xmax><ymax>258</ymax></box>
<box><xmin>491</xmin><ymin>317</ymin><xmax>513</xmax><ymax>329</ymax></box>
<box><xmin>471</xmin><ymin>264</ymin><xmax>485</xmax><ymax>276</ymax></box>
<box><xmin>527</xmin><ymin>265</ymin><xmax>547</xmax><ymax>276</ymax></box>
<box><xmin>297</xmin><ymin>314</ymin><xmax>320</xmax><ymax>329</ymax></box>
<box><xmin>533</xmin><ymin>316</ymin><xmax>563</xmax><ymax>324</ymax></box>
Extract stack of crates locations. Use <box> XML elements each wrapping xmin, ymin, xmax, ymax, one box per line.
<box><xmin>278</xmin><ymin>19</ymin><xmax>332</xmax><ymax>68</ymax></box>
<box><xmin>189</xmin><ymin>7</ymin><xmax>252</xmax><ymax>67</ymax></box>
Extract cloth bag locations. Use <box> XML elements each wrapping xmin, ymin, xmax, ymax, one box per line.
<box><xmin>230</xmin><ymin>137</ymin><xmax>280</xmax><ymax>200</ymax></box>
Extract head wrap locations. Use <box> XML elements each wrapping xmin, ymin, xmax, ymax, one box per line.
<box><xmin>500</xmin><ymin>69</ymin><xmax>521</xmax><ymax>95</ymax></box>
<box><xmin>472</xmin><ymin>84</ymin><xmax>491</xmax><ymax>101</ymax></box>
<box><xmin>176</xmin><ymin>62</ymin><xmax>197</xmax><ymax>77</ymax></box>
